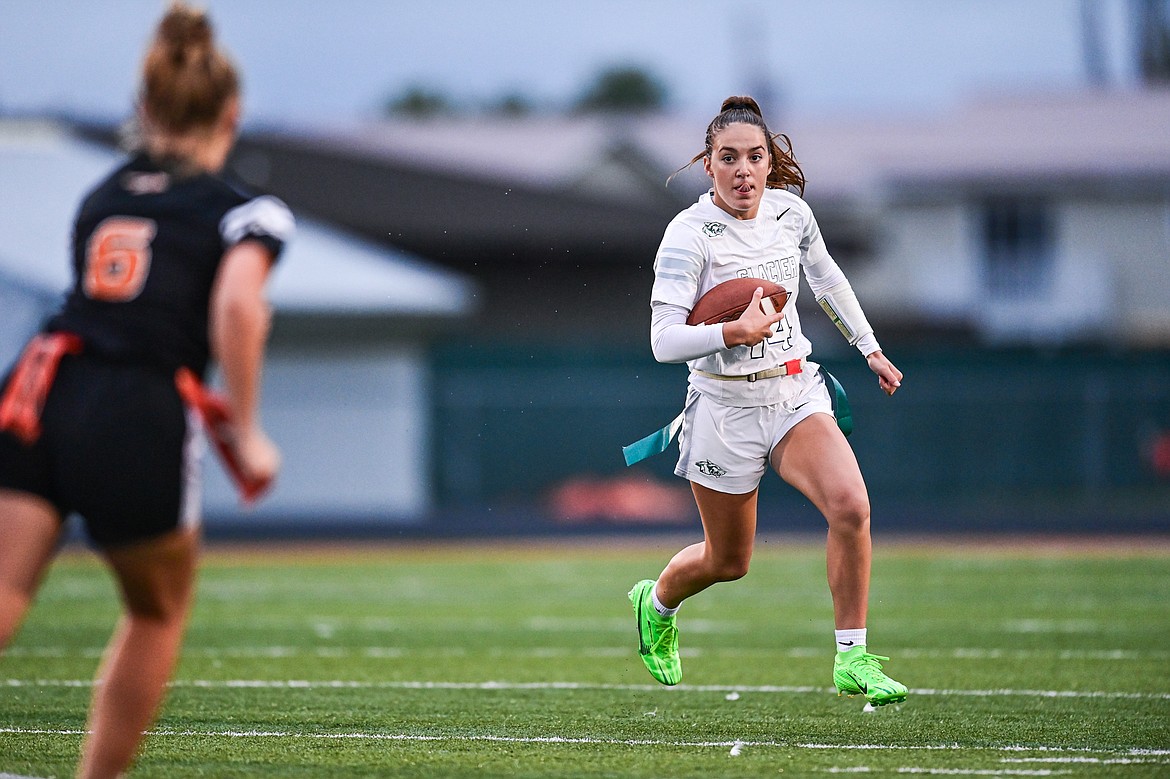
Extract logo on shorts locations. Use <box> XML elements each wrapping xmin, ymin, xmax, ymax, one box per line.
<box><xmin>695</xmin><ymin>459</ymin><xmax>727</xmax><ymax>478</ymax></box>
<box><xmin>702</xmin><ymin>221</ymin><xmax>727</xmax><ymax>238</ymax></box>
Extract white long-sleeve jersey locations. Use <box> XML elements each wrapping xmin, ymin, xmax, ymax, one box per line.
<box><xmin>649</xmin><ymin>188</ymin><xmax>879</xmax><ymax>407</ymax></box>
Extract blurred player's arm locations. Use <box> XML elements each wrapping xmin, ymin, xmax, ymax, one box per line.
<box><xmin>209</xmin><ymin>239</ymin><xmax>280</xmax><ymax>482</ymax></box>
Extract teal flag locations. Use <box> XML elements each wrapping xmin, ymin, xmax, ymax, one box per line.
<box><xmin>818</xmin><ymin>366</ymin><xmax>853</xmax><ymax>437</ymax></box>
<box><xmin>622</xmin><ymin>412</ymin><xmax>683</xmax><ymax>466</ymax></box>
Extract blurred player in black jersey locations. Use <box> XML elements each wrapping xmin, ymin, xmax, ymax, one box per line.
<box><xmin>0</xmin><ymin>3</ymin><xmax>293</xmax><ymax>776</ymax></box>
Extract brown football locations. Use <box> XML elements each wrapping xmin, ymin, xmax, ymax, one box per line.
<box><xmin>686</xmin><ymin>277</ymin><xmax>789</xmax><ymax>326</ymax></box>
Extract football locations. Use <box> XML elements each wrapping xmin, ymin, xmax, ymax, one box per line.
<box><xmin>686</xmin><ymin>277</ymin><xmax>789</xmax><ymax>326</ymax></box>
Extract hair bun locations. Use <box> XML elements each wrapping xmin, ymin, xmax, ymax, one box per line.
<box><xmin>140</xmin><ymin>1</ymin><xmax>238</xmax><ymax>134</ymax></box>
<box><xmin>157</xmin><ymin>2</ymin><xmax>213</xmax><ymax>58</ymax></box>
<box><xmin>720</xmin><ymin>95</ymin><xmax>762</xmax><ymax>117</ymax></box>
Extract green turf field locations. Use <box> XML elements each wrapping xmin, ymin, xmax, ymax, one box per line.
<box><xmin>2</xmin><ymin>535</ymin><xmax>1168</xmax><ymax>777</ymax></box>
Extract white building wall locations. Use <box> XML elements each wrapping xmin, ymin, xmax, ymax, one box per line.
<box><xmin>201</xmin><ymin>344</ymin><xmax>431</xmax><ymax>524</ymax></box>
<box><xmin>1061</xmin><ymin>199</ymin><xmax>1170</xmax><ymax>346</ymax></box>
<box><xmin>857</xmin><ymin>190</ymin><xmax>1170</xmax><ymax>348</ymax></box>
<box><xmin>974</xmin><ymin>195</ymin><xmax>1170</xmax><ymax>347</ymax></box>
<box><xmin>856</xmin><ymin>201</ymin><xmax>977</xmax><ymax>326</ymax></box>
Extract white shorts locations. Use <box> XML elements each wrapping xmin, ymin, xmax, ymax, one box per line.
<box><xmin>675</xmin><ymin>368</ymin><xmax>834</xmax><ymax>494</ymax></box>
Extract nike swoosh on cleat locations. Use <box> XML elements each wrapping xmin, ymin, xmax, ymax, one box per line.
<box><xmin>635</xmin><ymin>595</ymin><xmax>650</xmax><ymax>655</ymax></box>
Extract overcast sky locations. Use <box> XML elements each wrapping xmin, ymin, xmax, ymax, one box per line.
<box><xmin>0</xmin><ymin>0</ymin><xmax>1144</xmax><ymax>128</ymax></box>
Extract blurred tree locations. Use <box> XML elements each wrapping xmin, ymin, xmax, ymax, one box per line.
<box><xmin>574</xmin><ymin>65</ymin><xmax>668</xmax><ymax>113</ymax></box>
<box><xmin>385</xmin><ymin>86</ymin><xmax>453</xmax><ymax>118</ymax></box>
<box><xmin>486</xmin><ymin>92</ymin><xmax>533</xmax><ymax>117</ymax></box>
<box><xmin>1136</xmin><ymin>0</ymin><xmax>1170</xmax><ymax>83</ymax></box>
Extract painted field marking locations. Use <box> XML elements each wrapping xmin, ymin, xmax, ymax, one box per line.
<box><xmin>3</xmin><ymin>646</ymin><xmax>1165</xmax><ymax>661</ymax></box>
<box><xmin>1</xmin><ymin>725</ymin><xmax>1167</xmax><ymax>763</ymax></box>
<box><xmin>874</xmin><ymin>770</ymin><xmax>1071</xmax><ymax>776</ymax></box>
<box><xmin>4</xmin><ymin>677</ymin><xmax>1170</xmax><ymax>701</ymax></box>
<box><xmin>1003</xmin><ymin>757</ymin><xmax>1170</xmax><ymax>764</ymax></box>
<box><xmin>845</xmin><ymin>768</ymin><xmax>1148</xmax><ymax>776</ymax></box>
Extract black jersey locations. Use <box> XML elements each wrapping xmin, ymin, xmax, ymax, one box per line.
<box><xmin>47</xmin><ymin>153</ymin><xmax>294</xmax><ymax>378</ymax></box>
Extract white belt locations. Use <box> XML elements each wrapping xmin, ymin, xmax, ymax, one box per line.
<box><xmin>692</xmin><ymin>358</ymin><xmax>805</xmax><ymax>383</ymax></box>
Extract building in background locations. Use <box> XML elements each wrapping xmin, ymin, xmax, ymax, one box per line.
<box><xmin>0</xmin><ymin>120</ymin><xmax>476</xmax><ymax>531</ymax></box>
<box><xmin>56</xmin><ymin>87</ymin><xmax>1170</xmax><ymax>532</ymax></box>
<box><xmin>194</xmin><ymin>89</ymin><xmax>1170</xmax><ymax>351</ymax></box>
<box><xmin>207</xmin><ymin>89</ymin><xmax>1170</xmax><ymax>530</ymax></box>
<box><xmin>814</xmin><ymin>90</ymin><xmax>1170</xmax><ymax>348</ymax></box>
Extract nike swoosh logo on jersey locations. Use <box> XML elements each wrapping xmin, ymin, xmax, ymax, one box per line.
<box><xmin>776</xmin><ymin>207</ymin><xmax>791</xmax><ymax>220</ymax></box>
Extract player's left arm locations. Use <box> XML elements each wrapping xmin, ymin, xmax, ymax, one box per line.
<box><xmin>210</xmin><ymin>240</ymin><xmax>272</xmax><ymax>429</ymax></box>
<box><xmin>210</xmin><ymin>240</ymin><xmax>280</xmax><ymax>480</ymax></box>
<box><xmin>801</xmin><ymin>210</ymin><xmax>902</xmax><ymax>395</ymax></box>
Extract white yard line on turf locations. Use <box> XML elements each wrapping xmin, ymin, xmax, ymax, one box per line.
<box><xmin>4</xmin><ymin>678</ymin><xmax>1170</xmax><ymax>700</ymax></box>
<box><xmin>873</xmin><ymin>770</ymin><xmax>1071</xmax><ymax>776</ymax></box>
<box><xmin>3</xmin><ymin>646</ymin><xmax>1165</xmax><ymax>661</ymax></box>
<box><xmin>1003</xmin><ymin>757</ymin><xmax>1170</xmax><ymax>764</ymax></box>
<box><xmin>1</xmin><ymin>725</ymin><xmax>1168</xmax><ymax>761</ymax></box>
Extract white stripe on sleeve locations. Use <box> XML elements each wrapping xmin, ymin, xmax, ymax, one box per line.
<box><xmin>220</xmin><ymin>195</ymin><xmax>296</xmax><ymax>246</ymax></box>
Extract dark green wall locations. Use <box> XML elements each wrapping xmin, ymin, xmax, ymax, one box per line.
<box><xmin>430</xmin><ymin>344</ymin><xmax>1170</xmax><ymax>530</ymax></box>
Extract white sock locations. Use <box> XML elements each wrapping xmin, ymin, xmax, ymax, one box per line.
<box><xmin>835</xmin><ymin>628</ymin><xmax>867</xmax><ymax>653</ymax></box>
<box><xmin>651</xmin><ymin>583</ymin><xmax>678</xmax><ymax>617</ymax></box>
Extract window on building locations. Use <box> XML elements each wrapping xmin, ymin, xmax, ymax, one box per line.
<box><xmin>1137</xmin><ymin>0</ymin><xmax>1170</xmax><ymax>84</ymax></box>
<box><xmin>981</xmin><ymin>197</ymin><xmax>1054</xmax><ymax>299</ymax></box>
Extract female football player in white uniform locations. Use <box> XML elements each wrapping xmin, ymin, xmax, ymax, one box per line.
<box><xmin>0</xmin><ymin>4</ymin><xmax>290</xmax><ymax>776</ymax></box>
<box><xmin>628</xmin><ymin>96</ymin><xmax>907</xmax><ymax>706</ymax></box>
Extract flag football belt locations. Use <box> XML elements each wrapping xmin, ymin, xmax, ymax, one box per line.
<box><xmin>621</xmin><ymin>362</ymin><xmax>851</xmax><ymax>466</ymax></box>
<box><xmin>175</xmin><ymin>367</ymin><xmax>272</xmax><ymax>504</ymax></box>
<box><xmin>692</xmin><ymin>358</ymin><xmax>805</xmax><ymax>382</ymax></box>
<box><xmin>0</xmin><ymin>332</ymin><xmax>83</xmax><ymax>445</ymax></box>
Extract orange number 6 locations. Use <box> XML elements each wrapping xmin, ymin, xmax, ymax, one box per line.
<box><xmin>84</xmin><ymin>217</ymin><xmax>156</xmax><ymax>302</ymax></box>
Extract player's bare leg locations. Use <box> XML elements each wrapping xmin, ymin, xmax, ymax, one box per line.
<box><xmin>0</xmin><ymin>490</ymin><xmax>62</xmax><ymax>649</ymax></box>
<box><xmin>78</xmin><ymin>526</ymin><xmax>199</xmax><ymax>779</ymax></box>
<box><xmin>629</xmin><ymin>483</ymin><xmax>758</xmax><ymax>685</ymax></box>
<box><xmin>771</xmin><ymin>412</ymin><xmax>906</xmax><ymax>705</ymax></box>
<box><xmin>771</xmin><ymin>412</ymin><xmax>870</xmax><ymax>627</ymax></box>
<box><xmin>654</xmin><ymin>485</ymin><xmax>758</xmax><ymax>608</ymax></box>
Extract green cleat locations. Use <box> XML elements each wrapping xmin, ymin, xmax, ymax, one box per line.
<box><xmin>833</xmin><ymin>647</ymin><xmax>908</xmax><ymax>706</ymax></box>
<box><xmin>628</xmin><ymin>579</ymin><xmax>682</xmax><ymax>685</ymax></box>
